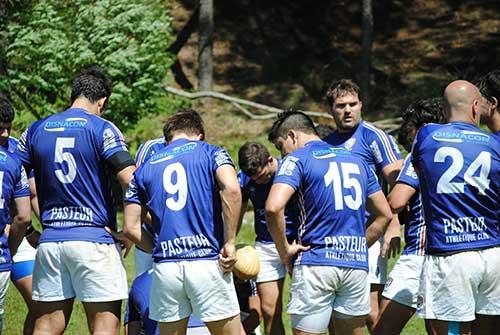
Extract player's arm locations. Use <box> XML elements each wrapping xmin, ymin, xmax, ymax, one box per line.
<box><xmin>8</xmin><ymin>195</ymin><xmax>31</xmax><ymax>255</ymax></box>
<box><xmin>26</xmin><ymin>176</ymin><xmax>41</xmax><ymax>247</ymax></box>
<box><xmin>266</xmin><ymin>183</ymin><xmax>308</xmax><ymax>266</ymax></box>
<box><xmin>365</xmin><ymin>190</ymin><xmax>392</xmax><ymax>247</ymax></box>
<box><xmin>216</xmin><ymin>164</ymin><xmax>242</xmax><ymax>273</ymax></box>
<box><xmin>387</xmin><ymin>183</ymin><xmax>417</xmax><ymax>214</ymax></box>
<box><xmin>123</xmin><ymin>202</ymin><xmax>155</xmax><ymax>254</ymax></box>
<box><xmin>236</xmin><ymin>198</ymin><xmax>249</xmax><ymax>235</ymax></box>
<box><xmin>381</xmin><ymin>159</ymin><xmax>404</xmax><ymax>258</ymax></box>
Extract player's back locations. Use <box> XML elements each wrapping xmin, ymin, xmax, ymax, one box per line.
<box><xmin>274</xmin><ymin>140</ymin><xmax>381</xmax><ymax>270</ymax></box>
<box><xmin>17</xmin><ymin>107</ymin><xmax>127</xmax><ymax>244</ymax></box>
<box><xmin>412</xmin><ymin>122</ymin><xmax>500</xmax><ymax>254</ymax></box>
<box><xmin>133</xmin><ymin>138</ymin><xmax>233</xmax><ymax>262</ymax></box>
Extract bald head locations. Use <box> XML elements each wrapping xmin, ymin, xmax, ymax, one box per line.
<box><xmin>444</xmin><ymin>80</ymin><xmax>485</xmax><ymax>125</ymax></box>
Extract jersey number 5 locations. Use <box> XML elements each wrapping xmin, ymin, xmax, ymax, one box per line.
<box><xmin>54</xmin><ymin>137</ymin><xmax>77</xmax><ymax>184</ymax></box>
<box><xmin>324</xmin><ymin>162</ymin><xmax>363</xmax><ymax>210</ymax></box>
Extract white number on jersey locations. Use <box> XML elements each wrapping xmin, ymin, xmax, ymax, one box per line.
<box><xmin>324</xmin><ymin>162</ymin><xmax>363</xmax><ymax>210</ymax></box>
<box><xmin>0</xmin><ymin>171</ymin><xmax>4</xmax><ymax>209</ymax></box>
<box><xmin>434</xmin><ymin>147</ymin><xmax>491</xmax><ymax>195</ymax></box>
<box><xmin>54</xmin><ymin>137</ymin><xmax>77</xmax><ymax>184</ymax></box>
<box><xmin>163</xmin><ymin>162</ymin><xmax>188</xmax><ymax>211</ymax></box>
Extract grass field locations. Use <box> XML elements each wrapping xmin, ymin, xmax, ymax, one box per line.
<box><xmin>4</xmin><ymin>215</ymin><xmax>426</xmax><ymax>334</ymax></box>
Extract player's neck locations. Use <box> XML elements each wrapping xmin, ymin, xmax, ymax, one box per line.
<box><xmin>486</xmin><ymin>112</ymin><xmax>500</xmax><ymax>133</ymax></box>
<box><xmin>300</xmin><ymin>134</ymin><xmax>321</xmax><ymax>147</ymax></box>
<box><xmin>170</xmin><ymin>133</ymin><xmax>201</xmax><ymax>142</ymax></box>
<box><xmin>71</xmin><ymin>99</ymin><xmax>99</xmax><ymax>115</ymax></box>
<box><xmin>448</xmin><ymin>110</ymin><xmax>478</xmax><ymax>127</ymax></box>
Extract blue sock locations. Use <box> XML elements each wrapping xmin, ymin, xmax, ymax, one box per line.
<box><xmin>448</xmin><ymin>321</ymin><xmax>460</xmax><ymax>335</ymax></box>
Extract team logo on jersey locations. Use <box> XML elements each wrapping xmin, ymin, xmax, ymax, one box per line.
<box><xmin>150</xmin><ymin>142</ymin><xmax>197</xmax><ymax>164</ymax></box>
<box><xmin>370</xmin><ymin>141</ymin><xmax>383</xmax><ymax>163</ymax></box>
<box><xmin>278</xmin><ymin>156</ymin><xmax>298</xmax><ymax>176</ymax></box>
<box><xmin>0</xmin><ymin>151</ymin><xmax>7</xmax><ymax>162</ymax></box>
<box><xmin>312</xmin><ymin>147</ymin><xmax>349</xmax><ymax>159</ymax></box>
<box><xmin>405</xmin><ymin>163</ymin><xmax>418</xmax><ymax>179</ymax></box>
<box><xmin>344</xmin><ymin>138</ymin><xmax>356</xmax><ymax>150</ymax></box>
<box><xmin>432</xmin><ymin>130</ymin><xmax>490</xmax><ymax>144</ymax></box>
<box><xmin>44</xmin><ymin>117</ymin><xmax>87</xmax><ymax>132</ymax></box>
<box><xmin>417</xmin><ymin>294</ymin><xmax>424</xmax><ymax>309</ymax></box>
<box><xmin>214</xmin><ymin>149</ymin><xmax>233</xmax><ymax>167</ymax></box>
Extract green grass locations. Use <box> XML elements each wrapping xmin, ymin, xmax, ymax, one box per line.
<box><xmin>4</xmin><ymin>216</ymin><xmax>425</xmax><ymax>334</ymax></box>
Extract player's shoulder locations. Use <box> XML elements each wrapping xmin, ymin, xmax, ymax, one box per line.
<box><xmin>136</xmin><ymin>137</ymin><xmax>165</xmax><ymax>163</ymax></box>
<box><xmin>237</xmin><ymin>170</ymin><xmax>250</xmax><ymax>187</ymax></box>
<box><xmin>0</xmin><ymin>146</ymin><xmax>22</xmax><ymax>170</ymax></box>
<box><xmin>359</xmin><ymin>120</ymin><xmax>395</xmax><ymax>142</ymax></box>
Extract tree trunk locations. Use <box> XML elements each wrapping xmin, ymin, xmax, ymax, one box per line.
<box><xmin>360</xmin><ymin>0</ymin><xmax>373</xmax><ymax>110</ymax></box>
<box><xmin>198</xmin><ymin>0</ymin><xmax>213</xmax><ymax>92</ymax></box>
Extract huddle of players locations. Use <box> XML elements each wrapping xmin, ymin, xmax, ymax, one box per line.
<box><xmin>0</xmin><ymin>65</ymin><xmax>497</xmax><ymax>335</ymax></box>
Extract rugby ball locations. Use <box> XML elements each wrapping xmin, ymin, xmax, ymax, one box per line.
<box><xmin>233</xmin><ymin>245</ymin><xmax>260</xmax><ymax>280</ymax></box>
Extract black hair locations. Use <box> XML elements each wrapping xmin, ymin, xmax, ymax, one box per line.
<box><xmin>477</xmin><ymin>70</ymin><xmax>500</xmax><ymax>104</ymax></box>
<box><xmin>238</xmin><ymin>142</ymin><xmax>271</xmax><ymax>176</ymax></box>
<box><xmin>325</xmin><ymin>79</ymin><xmax>361</xmax><ymax>108</ymax></box>
<box><xmin>70</xmin><ymin>65</ymin><xmax>112</xmax><ymax>106</ymax></box>
<box><xmin>268</xmin><ymin>108</ymin><xmax>317</xmax><ymax>143</ymax></box>
<box><xmin>0</xmin><ymin>97</ymin><xmax>14</xmax><ymax>123</ymax></box>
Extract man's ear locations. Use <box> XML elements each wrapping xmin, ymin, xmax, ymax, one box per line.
<box><xmin>491</xmin><ymin>96</ymin><xmax>498</xmax><ymax>112</ymax></box>
<box><xmin>97</xmin><ymin>97</ymin><xmax>107</xmax><ymax>113</ymax></box>
<box><xmin>288</xmin><ymin>129</ymin><xmax>298</xmax><ymax>143</ymax></box>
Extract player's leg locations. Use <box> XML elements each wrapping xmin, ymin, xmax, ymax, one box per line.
<box><xmin>254</xmin><ymin>242</ymin><xmax>286</xmax><ymax>335</ymax></box>
<box><xmin>32</xmin><ymin>243</ymin><xmax>77</xmax><ymax>334</ymax></box>
<box><xmin>12</xmin><ymin>271</ymin><xmax>37</xmax><ymax>335</ymax></box>
<box><xmin>472</xmin><ymin>315</ymin><xmax>496</xmax><ymax>335</ymax></box>
<box><xmin>366</xmin><ymin>239</ymin><xmax>387</xmax><ymax>333</ymax></box>
<box><xmin>159</xmin><ymin>318</ymin><xmax>190</xmax><ymax>335</ymax></box>
<box><xmin>256</xmin><ymin>280</ymin><xmax>284</xmax><ymax>335</ymax></box>
<box><xmin>372</xmin><ymin>298</ymin><xmax>414</xmax><ymax>335</ymax></box>
<box><xmin>428</xmin><ymin>320</ymin><xmax>471</xmax><ymax>335</ymax></box>
<box><xmin>64</xmin><ymin>241</ymin><xmax>127</xmax><ymax>334</ymax></box>
<box><xmin>367</xmin><ymin>284</ymin><xmax>383</xmax><ymax>332</ymax></box>
<box><xmin>205</xmin><ymin>315</ymin><xmax>241</xmax><ymax>335</ymax></box>
<box><xmin>82</xmin><ymin>301</ymin><xmax>121</xmax><ymax>335</ymax></box>
<box><xmin>332</xmin><ymin>315</ymin><xmax>366</xmax><ymax>335</ymax></box>
<box><xmin>33</xmin><ymin>299</ymin><xmax>75</xmax><ymax>335</ymax></box>
<box><xmin>0</xmin><ymin>271</ymin><xmax>10</xmax><ymax>334</ymax></box>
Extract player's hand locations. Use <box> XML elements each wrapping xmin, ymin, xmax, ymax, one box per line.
<box><xmin>219</xmin><ymin>242</ymin><xmax>237</xmax><ymax>274</ymax></box>
<box><xmin>105</xmin><ymin>226</ymin><xmax>133</xmax><ymax>258</ymax></box>
<box><xmin>283</xmin><ymin>241</ymin><xmax>310</xmax><ymax>273</ymax></box>
<box><xmin>381</xmin><ymin>227</ymin><xmax>401</xmax><ymax>259</ymax></box>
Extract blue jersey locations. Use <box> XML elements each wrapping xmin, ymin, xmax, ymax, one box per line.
<box><xmin>412</xmin><ymin>122</ymin><xmax>500</xmax><ymax>254</ymax></box>
<box><xmin>16</xmin><ymin>108</ymin><xmax>130</xmax><ymax>244</ymax></box>
<box><xmin>324</xmin><ymin>121</ymin><xmax>402</xmax><ymax>181</ymax></box>
<box><xmin>124</xmin><ymin>269</ymin><xmax>204</xmax><ymax>335</ymax></box>
<box><xmin>125</xmin><ymin>138</ymin><xmax>235</xmax><ymax>262</ymax></box>
<box><xmin>0</xmin><ymin>147</ymin><xmax>30</xmax><ymax>272</ymax></box>
<box><xmin>239</xmin><ymin>159</ymin><xmax>298</xmax><ymax>243</ymax></box>
<box><xmin>396</xmin><ymin>155</ymin><xmax>425</xmax><ymax>256</ymax></box>
<box><xmin>273</xmin><ymin>140</ymin><xmax>381</xmax><ymax>270</ymax></box>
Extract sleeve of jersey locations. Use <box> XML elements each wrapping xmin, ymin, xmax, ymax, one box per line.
<box><xmin>210</xmin><ymin>146</ymin><xmax>235</xmax><ymax>171</ymax></box>
<box><xmin>365</xmin><ymin>164</ymin><xmax>382</xmax><ymax>196</ymax></box>
<box><xmin>134</xmin><ymin>141</ymin><xmax>155</xmax><ymax>167</ymax></box>
<box><xmin>237</xmin><ymin>171</ymin><xmax>250</xmax><ymax>200</ymax></box>
<box><xmin>410</xmin><ymin>126</ymin><xmax>431</xmax><ymax>171</ymax></box>
<box><xmin>99</xmin><ymin>120</ymin><xmax>130</xmax><ymax>161</ymax></box>
<box><xmin>396</xmin><ymin>155</ymin><xmax>419</xmax><ymax>190</ymax></box>
<box><xmin>272</xmin><ymin>155</ymin><xmax>302</xmax><ymax>190</ymax></box>
<box><xmin>124</xmin><ymin>173</ymin><xmax>146</xmax><ymax>205</ymax></box>
<box><xmin>15</xmin><ymin>128</ymin><xmax>32</xmax><ymax>170</ymax></box>
<box><xmin>367</xmin><ymin>127</ymin><xmax>402</xmax><ymax>170</ymax></box>
<box><xmin>13</xmin><ymin>165</ymin><xmax>30</xmax><ymax>198</ymax></box>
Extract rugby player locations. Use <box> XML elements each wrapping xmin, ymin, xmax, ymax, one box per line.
<box><xmin>0</xmin><ymin>99</ymin><xmax>31</xmax><ymax>334</ymax></box>
<box><xmin>16</xmin><ymin>66</ymin><xmax>136</xmax><ymax>335</ymax></box>
<box><xmin>123</xmin><ymin>109</ymin><xmax>242</xmax><ymax>335</ymax></box>
<box><xmin>265</xmin><ymin>111</ymin><xmax>392</xmax><ymax>335</ymax></box>
<box><xmin>0</xmin><ymin>97</ymin><xmax>40</xmax><ymax>335</ymax></box>
<box><xmin>412</xmin><ymin>80</ymin><xmax>500</xmax><ymax>335</ymax></box>
<box><xmin>476</xmin><ymin>70</ymin><xmax>500</xmax><ymax>135</ymax></box>
<box><xmin>373</xmin><ymin>98</ymin><xmax>445</xmax><ymax>335</ymax></box>
<box><xmin>323</xmin><ymin>79</ymin><xmax>403</xmax><ymax>331</ymax></box>
<box><xmin>237</xmin><ymin>141</ymin><xmax>298</xmax><ymax>335</ymax></box>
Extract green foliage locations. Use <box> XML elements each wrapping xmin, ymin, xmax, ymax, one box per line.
<box><xmin>3</xmin><ymin>0</ymin><xmax>181</xmax><ymax>132</ymax></box>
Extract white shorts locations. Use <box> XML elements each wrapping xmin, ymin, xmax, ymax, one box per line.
<box><xmin>135</xmin><ymin>247</ymin><xmax>153</xmax><ymax>277</ymax></box>
<box><xmin>288</xmin><ymin>265</ymin><xmax>370</xmax><ymax>333</ymax></box>
<box><xmin>417</xmin><ymin>247</ymin><xmax>500</xmax><ymax>322</ymax></box>
<box><xmin>0</xmin><ymin>271</ymin><xmax>10</xmax><ymax>315</ymax></box>
<box><xmin>12</xmin><ymin>237</ymin><xmax>36</xmax><ymax>263</ymax></box>
<box><xmin>254</xmin><ymin>242</ymin><xmax>286</xmax><ymax>283</ymax></box>
<box><xmin>368</xmin><ymin>238</ymin><xmax>387</xmax><ymax>285</ymax></box>
<box><xmin>32</xmin><ymin>241</ymin><xmax>128</xmax><ymax>302</ymax></box>
<box><xmin>150</xmin><ymin>260</ymin><xmax>240</xmax><ymax>323</ymax></box>
<box><xmin>382</xmin><ymin>254</ymin><xmax>424</xmax><ymax>309</ymax></box>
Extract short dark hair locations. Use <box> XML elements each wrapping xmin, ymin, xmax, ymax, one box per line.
<box><xmin>315</xmin><ymin>124</ymin><xmax>335</xmax><ymax>139</ymax></box>
<box><xmin>0</xmin><ymin>97</ymin><xmax>14</xmax><ymax>123</ymax></box>
<box><xmin>163</xmin><ymin>108</ymin><xmax>205</xmax><ymax>143</ymax></box>
<box><xmin>268</xmin><ymin>108</ymin><xmax>317</xmax><ymax>143</ymax></box>
<box><xmin>238</xmin><ymin>142</ymin><xmax>271</xmax><ymax>176</ymax></box>
<box><xmin>398</xmin><ymin>97</ymin><xmax>445</xmax><ymax>150</ymax></box>
<box><xmin>325</xmin><ymin>79</ymin><xmax>361</xmax><ymax>108</ymax></box>
<box><xmin>71</xmin><ymin>65</ymin><xmax>112</xmax><ymax>105</ymax></box>
<box><xmin>477</xmin><ymin>70</ymin><xmax>500</xmax><ymax>105</ymax></box>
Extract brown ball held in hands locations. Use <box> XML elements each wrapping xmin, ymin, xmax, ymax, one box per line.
<box><xmin>233</xmin><ymin>245</ymin><xmax>260</xmax><ymax>281</ymax></box>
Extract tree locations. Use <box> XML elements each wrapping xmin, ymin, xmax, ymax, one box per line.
<box><xmin>198</xmin><ymin>0</ymin><xmax>213</xmax><ymax>92</ymax></box>
<box><xmin>360</xmin><ymin>0</ymin><xmax>373</xmax><ymax>109</ymax></box>
<box><xmin>2</xmin><ymin>0</ymin><xmax>179</xmax><ymax>132</ymax></box>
